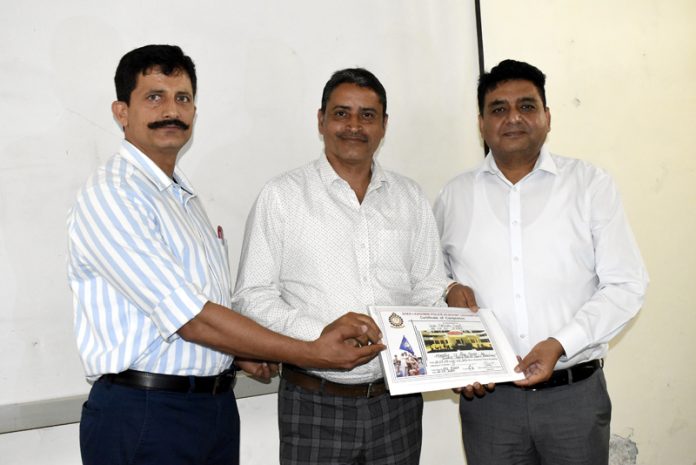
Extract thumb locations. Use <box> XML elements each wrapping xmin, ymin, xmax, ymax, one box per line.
<box><xmin>514</xmin><ymin>354</ymin><xmax>529</xmax><ymax>373</ymax></box>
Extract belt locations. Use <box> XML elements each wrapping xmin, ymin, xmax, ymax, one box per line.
<box><xmin>282</xmin><ymin>365</ymin><xmax>387</xmax><ymax>398</ymax></box>
<box><xmin>101</xmin><ymin>368</ymin><xmax>236</xmax><ymax>394</ymax></box>
<box><xmin>503</xmin><ymin>359</ymin><xmax>603</xmax><ymax>391</ymax></box>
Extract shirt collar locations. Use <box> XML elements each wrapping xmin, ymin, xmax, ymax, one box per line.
<box><xmin>119</xmin><ymin>140</ymin><xmax>196</xmax><ymax>194</ymax></box>
<box><xmin>475</xmin><ymin>144</ymin><xmax>557</xmax><ymax>179</ymax></box>
<box><xmin>315</xmin><ymin>153</ymin><xmax>389</xmax><ymax>191</ymax></box>
<box><xmin>534</xmin><ymin>145</ymin><xmax>557</xmax><ymax>175</ymax></box>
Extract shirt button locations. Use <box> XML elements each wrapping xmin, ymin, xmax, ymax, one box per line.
<box><xmin>515</xmin><ymin>294</ymin><xmax>521</xmax><ymax>299</ymax></box>
<box><xmin>513</xmin><ymin>256</ymin><xmax>520</xmax><ymax>262</ymax></box>
<box><xmin>520</xmin><ymin>334</ymin><xmax>526</xmax><ymax>339</ymax></box>
<box><xmin>511</xmin><ymin>220</ymin><xmax>519</xmax><ymax>226</ymax></box>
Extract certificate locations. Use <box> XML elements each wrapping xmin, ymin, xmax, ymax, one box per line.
<box><xmin>368</xmin><ymin>306</ymin><xmax>525</xmax><ymax>396</ymax></box>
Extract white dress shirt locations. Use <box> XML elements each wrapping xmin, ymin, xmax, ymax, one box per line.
<box><xmin>232</xmin><ymin>155</ymin><xmax>447</xmax><ymax>383</ymax></box>
<box><xmin>433</xmin><ymin>146</ymin><xmax>648</xmax><ymax>368</ymax></box>
<box><xmin>68</xmin><ymin>141</ymin><xmax>233</xmax><ymax>381</ymax></box>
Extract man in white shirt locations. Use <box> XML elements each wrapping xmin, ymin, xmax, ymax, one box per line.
<box><xmin>232</xmin><ymin>68</ymin><xmax>447</xmax><ymax>465</ymax></box>
<box><xmin>68</xmin><ymin>45</ymin><xmax>384</xmax><ymax>465</ymax></box>
<box><xmin>434</xmin><ymin>59</ymin><xmax>648</xmax><ymax>465</ymax></box>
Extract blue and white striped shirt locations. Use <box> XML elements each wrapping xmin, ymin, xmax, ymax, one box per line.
<box><xmin>67</xmin><ymin>141</ymin><xmax>233</xmax><ymax>382</ymax></box>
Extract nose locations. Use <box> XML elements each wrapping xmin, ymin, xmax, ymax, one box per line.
<box><xmin>161</xmin><ymin>96</ymin><xmax>180</xmax><ymax>120</ymax></box>
<box><xmin>346</xmin><ymin>114</ymin><xmax>361</xmax><ymax>133</ymax></box>
<box><xmin>507</xmin><ymin>109</ymin><xmax>522</xmax><ymax>123</ymax></box>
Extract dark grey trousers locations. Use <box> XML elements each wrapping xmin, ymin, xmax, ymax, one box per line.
<box><xmin>460</xmin><ymin>370</ymin><xmax>611</xmax><ymax>465</ymax></box>
<box><xmin>278</xmin><ymin>378</ymin><xmax>423</xmax><ymax>465</ymax></box>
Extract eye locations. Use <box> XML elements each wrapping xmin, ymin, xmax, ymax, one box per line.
<box><xmin>147</xmin><ymin>94</ymin><xmax>161</xmax><ymax>102</ymax></box>
<box><xmin>334</xmin><ymin>110</ymin><xmax>348</xmax><ymax>118</ymax></box>
<box><xmin>491</xmin><ymin>106</ymin><xmax>506</xmax><ymax>114</ymax></box>
<box><xmin>361</xmin><ymin>111</ymin><xmax>376</xmax><ymax>121</ymax></box>
<box><xmin>520</xmin><ymin>104</ymin><xmax>536</xmax><ymax>112</ymax></box>
<box><xmin>176</xmin><ymin>95</ymin><xmax>192</xmax><ymax>103</ymax></box>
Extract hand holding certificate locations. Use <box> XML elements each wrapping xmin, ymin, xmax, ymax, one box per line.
<box><xmin>369</xmin><ymin>306</ymin><xmax>525</xmax><ymax>396</ymax></box>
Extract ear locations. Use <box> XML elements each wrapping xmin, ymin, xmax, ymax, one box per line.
<box><xmin>317</xmin><ymin>109</ymin><xmax>325</xmax><ymax>135</ymax></box>
<box><xmin>382</xmin><ymin>113</ymin><xmax>389</xmax><ymax>130</ymax></box>
<box><xmin>478</xmin><ymin>114</ymin><xmax>484</xmax><ymax>136</ymax></box>
<box><xmin>112</xmin><ymin>101</ymin><xmax>129</xmax><ymax>129</ymax></box>
<box><xmin>545</xmin><ymin>107</ymin><xmax>551</xmax><ymax>132</ymax></box>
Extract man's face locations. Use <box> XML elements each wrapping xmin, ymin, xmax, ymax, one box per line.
<box><xmin>479</xmin><ymin>79</ymin><xmax>550</xmax><ymax>160</ymax></box>
<box><xmin>318</xmin><ymin>83</ymin><xmax>387</xmax><ymax>167</ymax></box>
<box><xmin>112</xmin><ymin>67</ymin><xmax>196</xmax><ymax>159</ymax></box>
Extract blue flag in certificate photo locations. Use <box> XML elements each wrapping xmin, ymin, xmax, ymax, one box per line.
<box><xmin>400</xmin><ymin>336</ymin><xmax>415</xmax><ymax>355</ymax></box>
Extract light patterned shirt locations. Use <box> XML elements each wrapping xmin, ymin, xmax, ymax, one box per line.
<box><xmin>434</xmin><ymin>146</ymin><xmax>648</xmax><ymax>368</ymax></box>
<box><xmin>67</xmin><ymin>141</ymin><xmax>233</xmax><ymax>382</ymax></box>
<box><xmin>232</xmin><ymin>155</ymin><xmax>447</xmax><ymax>383</ymax></box>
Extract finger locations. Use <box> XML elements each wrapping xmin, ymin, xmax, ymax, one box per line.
<box><xmin>333</xmin><ymin>322</ymin><xmax>370</xmax><ymax>342</ymax></box>
<box><xmin>514</xmin><ymin>362</ymin><xmax>550</xmax><ymax>386</ymax></box>
<box><xmin>344</xmin><ymin>342</ymin><xmax>385</xmax><ymax>363</ymax></box>
<box><xmin>353</xmin><ymin>316</ymin><xmax>383</xmax><ymax>343</ymax></box>
<box><xmin>350</xmin><ymin>343</ymin><xmax>385</xmax><ymax>365</ymax></box>
<box><xmin>257</xmin><ymin>366</ymin><xmax>271</xmax><ymax>382</ymax></box>
<box><xmin>514</xmin><ymin>372</ymin><xmax>544</xmax><ymax>387</ymax></box>
<box><xmin>513</xmin><ymin>378</ymin><xmax>531</xmax><ymax>387</ymax></box>
<box><xmin>354</xmin><ymin>334</ymin><xmax>370</xmax><ymax>347</ymax></box>
<box><xmin>472</xmin><ymin>382</ymin><xmax>486</xmax><ymax>397</ymax></box>
<box><xmin>486</xmin><ymin>382</ymin><xmax>496</xmax><ymax>392</ymax></box>
<box><xmin>514</xmin><ymin>354</ymin><xmax>529</xmax><ymax>373</ymax></box>
<box><xmin>462</xmin><ymin>385</ymin><xmax>475</xmax><ymax>400</ymax></box>
<box><xmin>340</xmin><ymin>313</ymin><xmax>383</xmax><ymax>343</ymax></box>
<box><xmin>462</xmin><ymin>287</ymin><xmax>479</xmax><ymax>311</ymax></box>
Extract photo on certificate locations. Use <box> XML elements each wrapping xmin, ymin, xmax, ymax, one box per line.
<box><xmin>369</xmin><ymin>306</ymin><xmax>525</xmax><ymax>396</ymax></box>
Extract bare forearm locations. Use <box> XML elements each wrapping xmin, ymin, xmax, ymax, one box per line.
<box><xmin>179</xmin><ymin>302</ymin><xmax>311</xmax><ymax>363</ymax></box>
<box><xmin>178</xmin><ymin>302</ymin><xmax>383</xmax><ymax>370</ymax></box>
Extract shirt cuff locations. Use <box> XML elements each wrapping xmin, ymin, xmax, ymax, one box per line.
<box><xmin>151</xmin><ymin>284</ymin><xmax>209</xmax><ymax>342</ymax></box>
<box><xmin>551</xmin><ymin>320</ymin><xmax>588</xmax><ymax>360</ymax></box>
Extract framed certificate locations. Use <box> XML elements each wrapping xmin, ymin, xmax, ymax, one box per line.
<box><xmin>369</xmin><ymin>306</ymin><xmax>525</xmax><ymax>396</ymax></box>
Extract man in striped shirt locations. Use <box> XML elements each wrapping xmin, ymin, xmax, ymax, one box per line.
<box><xmin>67</xmin><ymin>44</ymin><xmax>384</xmax><ymax>465</ymax></box>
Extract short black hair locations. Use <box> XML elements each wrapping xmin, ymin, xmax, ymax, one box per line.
<box><xmin>320</xmin><ymin>68</ymin><xmax>387</xmax><ymax>117</ymax></box>
<box><xmin>114</xmin><ymin>44</ymin><xmax>197</xmax><ymax>104</ymax></box>
<box><xmin>477</xmin><ymin>59</ymin><xmax>546</xmax><ymax>114</ymax></box>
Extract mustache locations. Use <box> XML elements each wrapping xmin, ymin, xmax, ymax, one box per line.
<box><xmin>337</xmin><ymin>132</ymin><xmax>368</xmax><ymax>142</ymax></box>
<box><xmin>148</xmin><ymin>119</ymin><xmax>190</xmax><ymax>130</ymax></box>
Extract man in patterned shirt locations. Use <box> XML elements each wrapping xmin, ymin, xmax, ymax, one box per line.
<box><xmin>67</xmin><ymin>45</ymin><xmax>384</xmax><ymax>465</ymax></box>
<box><xmin>232</xmin><ymin>68</ymin><xmax>448</xmax><ymax>465</ymax></box>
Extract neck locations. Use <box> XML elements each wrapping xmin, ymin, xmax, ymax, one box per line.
<box><xmin>325</xmin><ymin>155</ymin><xmax>373</xmax><ymax>203</ymax></box>
<box><xmin>151</xmin><ymin>155</ymin><xmax>177</xmax><ymax>178</ymax></box>
<box><xmin>124</xmin><ymin>139</ymin><xmax>179</xmax><ymax>178</ymax></box>
<box><xmin>492</xmin><ymin>150</ymin><xmax>540</xmax><ymax>185</ymax></box>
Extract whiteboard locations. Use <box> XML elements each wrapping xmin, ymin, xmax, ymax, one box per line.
<box><xmin>0</xmin><ymin>0</ymin><xmax>482</xmax><ymax>416</ymax></box>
